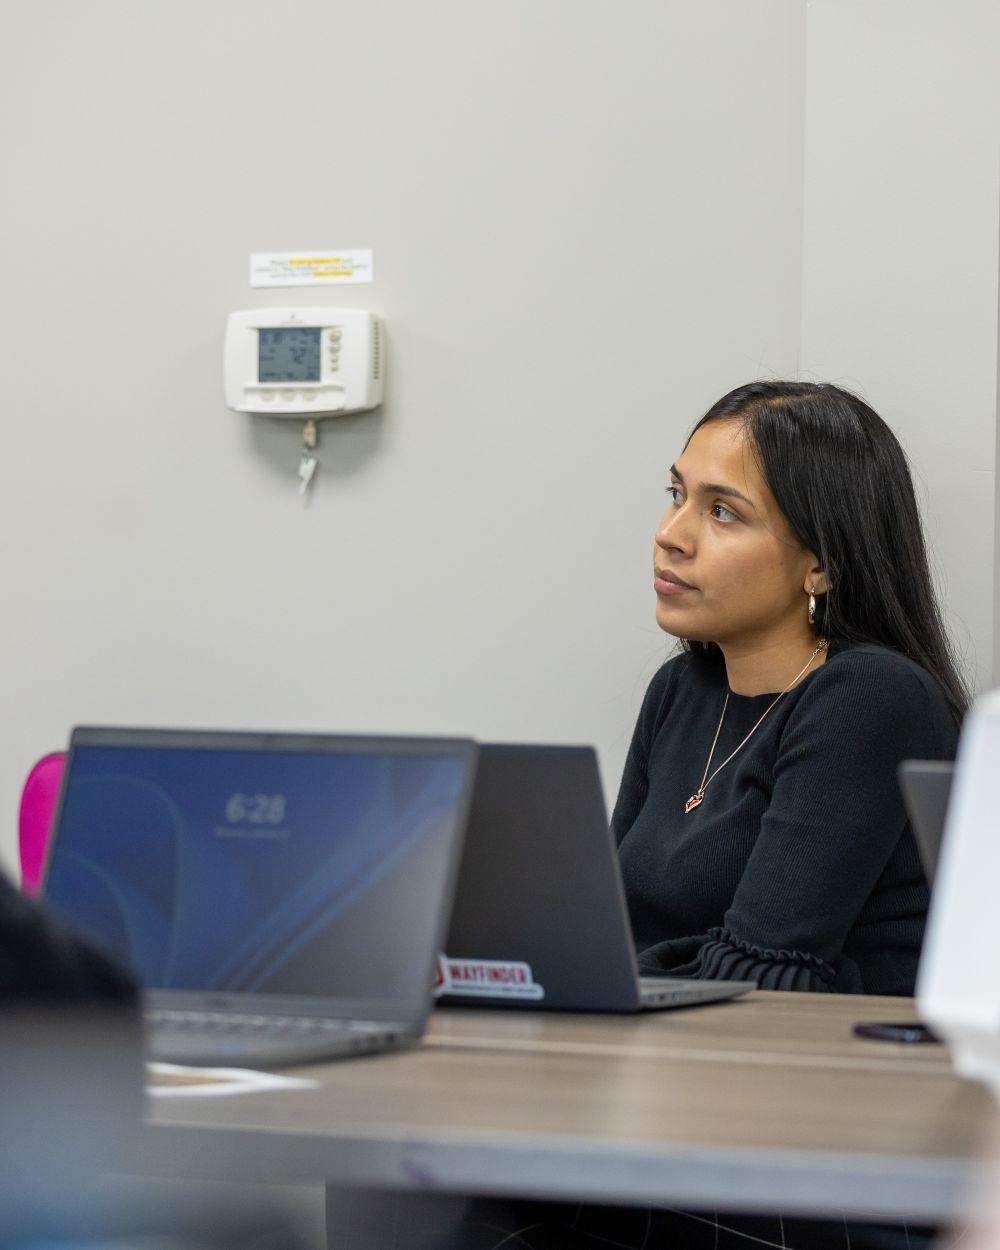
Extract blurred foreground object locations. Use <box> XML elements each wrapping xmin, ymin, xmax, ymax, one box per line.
<box><xmin>0</xmin><ymin>1006</ymin><xmax>318</xmax><ymax>1248</ymax></box>
<box><xmin>918</xmin><ymin>690</ymin><xmax>1000</xmax><ymax>1096</ymax></box>
<box><xmin>0</xmin><ymin>1004</ymin><xmax>143</xmax><ymax>1242</ymax></box>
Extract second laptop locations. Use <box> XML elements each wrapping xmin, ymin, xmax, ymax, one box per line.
<box><xmin>439</xmin><ymin>743</ymin><xmax>752</xmax><ymax>1012</ymax></box>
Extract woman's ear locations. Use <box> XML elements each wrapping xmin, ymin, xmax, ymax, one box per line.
<box><xmin>804</xmin><ymin>563</ymin><xmax>830</xmax><ymax>596</ymax></box>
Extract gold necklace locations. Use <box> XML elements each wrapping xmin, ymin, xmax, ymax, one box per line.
<box><xmin>684</xmin><ymin>640</ymin><xmax>829</xmax><ymax>814</ymax></box>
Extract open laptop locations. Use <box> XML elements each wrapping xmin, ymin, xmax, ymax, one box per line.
<box><xmin>41</xmin><ymin>727</ymin><xmax>477</xmax><ymax>1067</ymax></box>
<box><xmin>846</xmin><ymin>759</ymin><xmax>956</xmax><ymax>1045</ymax></box>
<box><xmin>438</xmin><ymin>744</ymin><xmax>752</xmax><ymax>1012</ymax></box>
<box><xmin>899</xmin><ymin>759</ymin><xmax>954</xmax><ymax>883</ymax></box>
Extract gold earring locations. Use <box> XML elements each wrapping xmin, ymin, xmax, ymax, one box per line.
<box><xmin>808</xmin><ymin>589</ymin><xmax>817</xmax><ymax>625</ymax></box>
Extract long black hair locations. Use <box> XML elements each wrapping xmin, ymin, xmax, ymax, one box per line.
<box><xmin>681</xmin><ymin>381</ymin><xmax>970</xmax><ymax>723</ymax></box>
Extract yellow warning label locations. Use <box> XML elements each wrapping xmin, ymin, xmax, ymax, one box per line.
<box><xmin>250</xmin><ymin>249</ymin><xmax>374</xmax><ymax>288</ymax></box>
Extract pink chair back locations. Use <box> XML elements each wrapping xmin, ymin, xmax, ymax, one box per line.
<box><xmin>18</xmin><ymin>752</ymin><xmax>66</xmax><ymax>896</ymax></box>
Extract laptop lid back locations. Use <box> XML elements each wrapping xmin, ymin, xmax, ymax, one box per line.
<box><xmin>898</xmin><ymin>759</ymin><xmax>954</xmax><ymax>884</ymax></box>
<box><xmin>42</xmin><ymin>728</ymin><xmax>477</xmax><ymax>1030</ymax></box>
<box><xmin>441</xmin><ymin>744</ymin><xmax>642</xmax><ymax>1011</ymax></box>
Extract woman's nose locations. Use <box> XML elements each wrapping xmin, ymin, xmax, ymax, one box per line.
<box><xmin>656</xmin><ymin>506</ymin><xmax>694</xmax><ymax>553</ymax></box>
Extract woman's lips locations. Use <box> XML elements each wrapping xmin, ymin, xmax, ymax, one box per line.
<box><xmin>653</xmin><ymin>571</ymin><xmax>695</xmax><ymax>596</ymax></box>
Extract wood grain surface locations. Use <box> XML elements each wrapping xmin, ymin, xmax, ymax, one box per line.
<box><xmin>142</xmin><ymin>992</ymin><xmax>995</xmax><ymax>1221</ymax></box>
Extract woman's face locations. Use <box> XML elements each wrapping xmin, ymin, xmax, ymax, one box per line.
<box><xmin>653</xmin><ymin>418</ymin><xmax>821</xmax><ymax>647</ymax></box>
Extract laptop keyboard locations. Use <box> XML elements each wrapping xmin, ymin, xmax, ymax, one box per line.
<box><xmin>147</xmin><ymin>1009</ymin><xmax>385</xmax><ymax>1038</ymax></box>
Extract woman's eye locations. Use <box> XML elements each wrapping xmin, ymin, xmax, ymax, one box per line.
<box><xmin>711</xmin><ymin>503</ymin><xmax>738</xmax><ymax>523</ymax></box>
<box><xmin>666</xmin><ymin>485</ymin><xmax>683</xmax><ymax>506</ymax></box>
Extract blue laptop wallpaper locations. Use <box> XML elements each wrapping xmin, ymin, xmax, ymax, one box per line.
<box><xmin>43</xmin><ymin>745</ymin><xmax>467</xmax><ymax>1000</ymax></box>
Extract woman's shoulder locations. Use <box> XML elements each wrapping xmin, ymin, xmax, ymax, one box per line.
<box><xmin>822</xmin><ymin>641</ymin><xmax>943</xmax><ymax>692</ymax></box>
<box><xmin>801</xmin><ymin>641</ymin><xmax>957</xmax><ymax>735</ymax></box>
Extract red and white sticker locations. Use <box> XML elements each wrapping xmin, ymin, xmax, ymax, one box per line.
<box><xmin>434</xmin><ymin>954</ymin><xmax>544</xmax><ymax>1001</ymax></box>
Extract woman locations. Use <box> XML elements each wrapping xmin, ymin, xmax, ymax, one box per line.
<box><xmin>613</xmin><ymin>380</ymin><xmax>964</xmax><ymax>997</ymax></box>
<box><xmin>448</xmin><ymin>382</ymin><xmax>960</xmax><ymax>1250</ymax></box>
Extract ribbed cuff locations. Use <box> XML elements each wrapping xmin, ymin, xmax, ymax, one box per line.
<box><xmin>691</xmin><ymin>927</ymin><xmax>839</xmax><ymax>991</ymax></box>
<box><xmin>637</xmin><ymin>926</ymin><xmax>841</xmax><ymax>992</ymax></box>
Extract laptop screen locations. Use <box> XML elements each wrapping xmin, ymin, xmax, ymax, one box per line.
<box><xmin>42</xmin><ymin>731</ymin><xmax>474</xmax><ymax>1015</ymax></box>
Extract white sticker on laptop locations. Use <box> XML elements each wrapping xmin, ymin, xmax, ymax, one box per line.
<box><xmin>434</xmin><ymin>955</ymin><xmax>544</xmax><ymax>1001</ymax></box>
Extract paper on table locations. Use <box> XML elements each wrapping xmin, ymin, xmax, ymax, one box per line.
<box><xmin>147</xmin><ymin>1062</ymin><xmax>319</xmax><ymax>1098</ymax></box>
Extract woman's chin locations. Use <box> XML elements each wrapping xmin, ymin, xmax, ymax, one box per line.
<box><xmin>655</xmin><ymin>601</ymin><xmax>696</xmax><ymax>637</ymax></box>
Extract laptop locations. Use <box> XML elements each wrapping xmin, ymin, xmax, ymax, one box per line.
<box><xmin>41</xmin><ymin>727</ymin><xmax>478</xmax><ymax>1067</ymax></box>
<box><xmin>899</xmin><ymin>759</ymin><xmax>954</xmax><ymax>883</ymax></box>
<box><xmin>438</xmin><ymin>744</ymin><xmax>752</xmax><ymax>1012</ymax></box>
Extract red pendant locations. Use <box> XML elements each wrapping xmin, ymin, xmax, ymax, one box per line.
<box><xmin>685</xmin><ymin>792</ymin><xmax>704</xmax><ymax>814</ymax></box>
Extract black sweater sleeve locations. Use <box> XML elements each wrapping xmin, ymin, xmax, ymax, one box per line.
<box><xmin>631</xmin><ymin>651</ymin><xmax>955</xmax><ymax>993</ymax></box>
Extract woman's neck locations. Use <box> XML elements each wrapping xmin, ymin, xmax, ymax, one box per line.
<box><xmin>719</xmin><ymin>628</ymin><xmax>827</xmax><ymax>696</ymax></box>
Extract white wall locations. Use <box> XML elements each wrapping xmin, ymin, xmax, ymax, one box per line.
<box><xmin>799</xmin><ymin>0</ymin><xmax>1000</xmax><ymax>695</ymax></box>
<box><xmin>0</xmin><ymin>1</ymin><xmax>806</xmax><ymax>872</ymax></box>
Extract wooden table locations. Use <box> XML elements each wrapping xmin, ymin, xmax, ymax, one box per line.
<box><xmin>142</xmin><ymin>991</ymin><xmax>993</xmax><ymax>1237</ymax></box>
<box><xmin>427</xmin><ymin>989</ymin><xmax>962</xmax><ymax>1072</ymax></box>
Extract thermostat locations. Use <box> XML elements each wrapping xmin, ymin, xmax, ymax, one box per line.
<box><xmin>224</xmin><ymin>307</ymin><xmax>384</xmax><ymax>417</ymax></box>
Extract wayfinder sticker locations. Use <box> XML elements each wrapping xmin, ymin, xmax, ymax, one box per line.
<box><xmin>434</xmin><ymin>955</ymin><xmax>544</xmax><ymax>1001</ymax></box>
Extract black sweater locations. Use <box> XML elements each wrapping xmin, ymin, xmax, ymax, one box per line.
<box><xmin>611</xmin><ymin>641</ymin><xmax>958</xmax><ymax>995</ymax></box>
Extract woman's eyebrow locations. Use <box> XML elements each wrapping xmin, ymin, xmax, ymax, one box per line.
<box><xmin>670</xmin><ymin>464</ymin><xmax>755</xmax><ymax>509</ymax></box>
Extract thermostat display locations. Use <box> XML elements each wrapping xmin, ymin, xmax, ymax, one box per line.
<box><xmin>224</xmin><ymin>307</ymin><xmax>384</xmax><ymax>417</ymax></box>
<box><xmin>259</xmin><ymin>328</ymin><xmax>322</xmax><ymax>383</ymax></box>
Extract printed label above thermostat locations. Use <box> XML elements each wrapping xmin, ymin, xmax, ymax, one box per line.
<box><xmin>250</xmin><ymin>249</ymin><xmax>374</xmax><ymax>289</ymax></box>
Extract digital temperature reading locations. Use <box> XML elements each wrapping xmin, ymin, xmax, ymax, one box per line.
<box><xmin>258</xmin><ymin>327</ymin><xmax>321</xmax><ymax>383</ymax></box>
<box><xmin>224</xmin><ymin>307</ymin><xmax>384</xmax><ymax>418</ymax></box>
